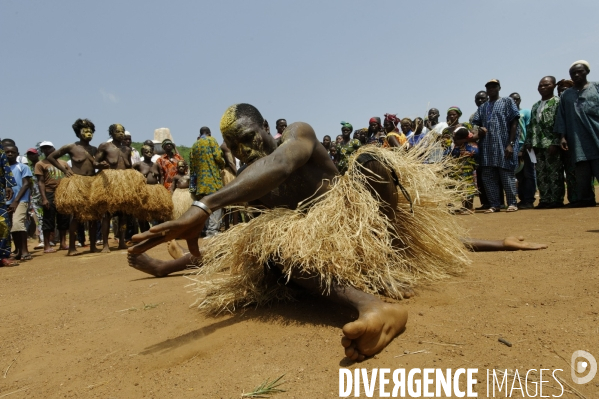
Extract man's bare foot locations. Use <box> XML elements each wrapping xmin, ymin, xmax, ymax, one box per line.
<box><xmin>503</xmin><ymin>236</ymin><xmax>548</xmax><ymax>251</ymax></box>
<box><xmin>127</xmin><ymin>253</ymin><xmax>191</xmax><ymax>277</ymax></box>
<box><xmin>101</xmin><ymin>246</ymin><xmax>111</xmax><ymax>253</ymax></box>
<box><xmin>341</xmin><ymin>301</ymin><xmax>408</xmax><ymax>361</ymax></box>
<box><xmin>167</xmin><ymin>240</ymin><xmax>187</xmax><ymax>260</ymax></box>
<box><xmin>89</xmin><ymin>246</ymin><xmax>100</xmax><ymax>253</ymax></box>
<box><xmin>67</xmin><ymin>249</ymin><xmax>82</xmax><ymax>256</ymax></box>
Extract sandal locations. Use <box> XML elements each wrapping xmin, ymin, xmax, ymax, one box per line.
<box><xmin>1</xmin><ymin>258</ymin><xmax>19</xmax><ymax>267</ymax></box>
<box><xmin>484</xmin><ymin>207</ymin><xmax>500</xmax><ymax>214</ymax></box>
<box><xmin>43</xmin><ymin>248</ymin><xmax>57</xmax><ymax>253</ymax></box>
<box><xmin>20</xmin><ymin>254</ymin><xmax>33</xmax><ymax>261</ymax></box>
<box><xmin>506</xmin><ymin>205</ymin><xmax>518</xmax><ymax>212</ymax></box>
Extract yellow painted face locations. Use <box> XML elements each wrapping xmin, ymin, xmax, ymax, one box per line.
<box><xmin>80</xmin><ymin>127</ymin><xmax>94</xmax><ymax>141</ymax></box>
<box><xmin>112</xmin><ymin>124</ymin><xmax>125</xmax><ymax>141</ymax></box>
<box><xmin>221</xmin><ymin>107</ymin><xmax>267</xmax><ymax>165</ymax></box>
<box><xmin>141</xmin><ymin>145</ymin><xmax>153</xmax><ymax>158</ymax></box>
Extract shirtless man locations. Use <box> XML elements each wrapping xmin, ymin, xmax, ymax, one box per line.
<box><xmin>129</xmin><ymin>104</ymin><xmax>547</xmax><ymax>362</ymax></box>
<box><xmin>47</xmin><ymin>118</ymin><xmax>100</xmax><ymax>255</ymax></box>
<box><xmin>95</xmin><ymin>123</ymin><xmax>132</xmax><ymax>252</ymax></box>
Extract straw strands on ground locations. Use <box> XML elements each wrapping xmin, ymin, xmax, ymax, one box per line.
<box><xmin>189</xmin><ymin>144</ymin><xmax>471</xmax><ymax>314</ymax></box>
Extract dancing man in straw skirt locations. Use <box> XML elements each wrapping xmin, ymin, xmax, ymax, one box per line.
<box><xmin>129</xmin><ymin>104</ymin><xmax>547</xmax><ymax>362</ymax></box>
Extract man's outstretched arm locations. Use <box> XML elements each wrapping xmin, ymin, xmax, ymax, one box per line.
<box><xmin>129</xmin><ymin>122</ymin><xmax>320</xmax><ymax>256</ymax></box>
<box><xmin>202</xmin><ymin>122</ymin><xmax>317</xmax><ymax>211</ymax></box>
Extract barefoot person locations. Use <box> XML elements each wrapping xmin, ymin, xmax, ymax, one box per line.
<box><xmin>94</xmin><ymin>123</ymin><xmax>132</xmax><ymax>252</ymax></box>
<box><xmin>129</xmin><ymin>104</ymin><xmax>547</xmax><ymax>362</ymax></box>
<box><xmin>47</xmin><ymin>118</ymin><xmax>100</xmax><ymax>255</ymax></box>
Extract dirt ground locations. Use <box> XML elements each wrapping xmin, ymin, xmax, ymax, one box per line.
<box><xmin>1</xmin><ymin>202</ymin><xmax>598</xmax><ymax>398</ymax></box>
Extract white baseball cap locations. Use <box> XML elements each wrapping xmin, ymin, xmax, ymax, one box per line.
<box><xmin>39</xmin><ymin>141</ymin><xmax>54</xmax><ymax>147</ymax></box>
<box><xmin>124</xmin><ymin>131</ymin><xmax>131</xmax><ymax>136</ymax></box>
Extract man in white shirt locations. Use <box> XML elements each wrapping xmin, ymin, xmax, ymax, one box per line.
<box><xmin>426</xmin><ymin>108</ymin><xmax>449</xmax><ymax>137</ymax></box>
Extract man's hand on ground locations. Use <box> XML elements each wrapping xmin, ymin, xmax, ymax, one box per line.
<box><xmin>129</xmin><ymin>206</ymin><xmax>209</xmax><ymax>256</ymax></box>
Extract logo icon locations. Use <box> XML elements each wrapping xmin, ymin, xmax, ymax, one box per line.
<box><xmin>571</xmin><ymin>350</ymin><xmax>597</xmax><ymax>384</ymax></box>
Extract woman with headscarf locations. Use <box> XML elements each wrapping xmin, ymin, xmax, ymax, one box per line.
<box><xmin>382</xmin><ymin>113</ymin><xmax>407</xmax><ymax>148</ymax></box>
<box><xmin>365</xmin><ymin>117</ymin><xmax>386</xmax><ymax>145</ymax></box>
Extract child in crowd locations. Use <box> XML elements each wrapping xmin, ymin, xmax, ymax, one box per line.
<box><xmin>328</xmin><ymin>145</ymin><xmax>339</xmax><ymax>169</ymax></box>
<box><xmin>450</xmin><ymin>127</ymin><xmax>478</xmax><ymax>213</ymax></box>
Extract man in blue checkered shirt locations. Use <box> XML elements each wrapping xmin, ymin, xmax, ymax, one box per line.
<box><xmin>471</xmin><ymin>79</ymin><xmax>521</xmax><ymax>213</ymax></box>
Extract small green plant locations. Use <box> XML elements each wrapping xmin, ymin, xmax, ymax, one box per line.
<box><xmin>241</xmin><ymin>374</ymin><xmax>286</xmax><ymax>398</ymax></box>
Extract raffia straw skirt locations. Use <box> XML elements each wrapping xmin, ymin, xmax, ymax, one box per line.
<box><xmin>89</xmin><ymin>169</ymin><xmax>149</xmax><ymax>215</ymax></box>
<box><xmin>172</xmin><ymin>188</ymin><xmax>194</xmax><ymax>219</ymax></box>
<box><xmin>221</xmin><ymin>167</ymin><xmax>235</xmax><ymax>186</ymax></box>
<box><xmin>187</xmin><ymin>145</ymin><xmax>471</xmax><ymax>315</ymax></box>
<box><xmin>133</xmin><ymin>184</ymin><xmax>173</xmax><ymax>222</ymax></box>
<box><xmin>55</xmin><ymin>175</ymin><xmax>101</xmax><ymax>221</ymax></box>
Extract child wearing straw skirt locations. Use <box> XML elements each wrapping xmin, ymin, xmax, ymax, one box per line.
<box><xmin>170</xmin><ymin>160</ymin><xmax>193</xmax><ymax>219</ymax></box>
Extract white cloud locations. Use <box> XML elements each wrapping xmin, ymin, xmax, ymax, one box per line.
<box><xmin>100</xmin><ymin>89</ymin><xmax>119</xmax><ymax>104</ymax></box>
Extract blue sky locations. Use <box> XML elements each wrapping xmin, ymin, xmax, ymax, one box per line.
<box><xmin>1</xmin><ymin>0</ymin><xmax>598</xmax><ymax>150</ymax></box>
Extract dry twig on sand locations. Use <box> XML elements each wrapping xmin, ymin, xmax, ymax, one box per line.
<box><xmin>419</xmin><ymin>340</ymin><xmax>465</xmax><ymax>347</ymax></box>
<box><xmin>0</xmin><ymin>387</ymin><xmax>29</xmax><ymax>398</ymax></box>
<box><xmin>3</xmin><ymin>355</ymin><xmax>18</xmax><ymax>378</ymax></box>
<box><xmin>241</xmin><ymin>375</ymin><xmax>286</xmax><ymax>398</ymax></box>
<box><xmin>394</xmin><ymin>349</ymin><xmax>428</xmax><ymax>358</ymax></box>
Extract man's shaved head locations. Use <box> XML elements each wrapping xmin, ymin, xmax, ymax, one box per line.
<box><xmin>220</xmin><ymin>103</ymin><xmax>265</xmax><ymax>136</ymax></box>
